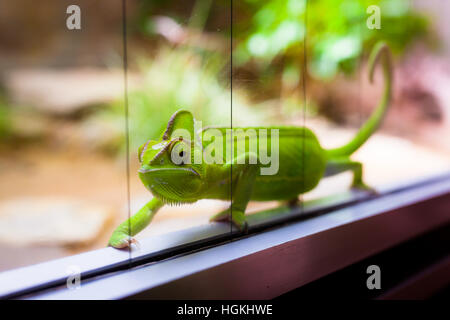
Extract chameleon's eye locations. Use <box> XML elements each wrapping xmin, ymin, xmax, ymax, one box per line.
<box><xmin>178</xmin><ymin>150</ymin><xmax>189</xmax><ymax>165</ymax></box>
<box><xmin>170</xmin><ymin>141</ymin><xmax>190</xmax><ymax>165</ymax></box>
<box><xmin>179</xmin><ymin>151</ymin><xmax>187</xmax><ymax>165</ymax></box>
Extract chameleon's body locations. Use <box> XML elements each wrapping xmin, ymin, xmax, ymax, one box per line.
<box><xmin>109</xmin><ymin>42</ymin><xmax>392</xmax><ymax>248</ymax></box>
<box><xmin>199</xmin><ymin>126</ymin><xmax>326</xmax><ymax>201</ymax></box>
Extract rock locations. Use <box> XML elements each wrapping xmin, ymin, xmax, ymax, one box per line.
<box><xmin>3</xmin><ymin>68</ymin><xmax>138</xmax><ymax>115</ymax></box>
<box><xmin>0</xmin><ymin>197</ymin><xmax>113</xmax><ymax>247</ymax></box>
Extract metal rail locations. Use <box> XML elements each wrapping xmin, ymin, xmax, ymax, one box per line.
<box><xmin>1</xmin><ymin>171</ymin><xmax>450</xmax><ymax>299</ymax></box>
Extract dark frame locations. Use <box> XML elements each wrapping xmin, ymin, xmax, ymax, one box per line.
<box><xmin>1</xmin><ymin>172</ymin><xmax>450</xmax><ymax>299</ymax></box>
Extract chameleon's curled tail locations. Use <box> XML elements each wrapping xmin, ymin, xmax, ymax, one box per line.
<box><xmin>326</xmin><ymin>42</ymin><xmax>393</xmax><ymax>158</ymax></box>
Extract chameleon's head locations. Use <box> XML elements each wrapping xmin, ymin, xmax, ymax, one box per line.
<box><xmin>137</xmin><ymin>110</ymin><xmax>204</xmax><ymax>204</ymax></box>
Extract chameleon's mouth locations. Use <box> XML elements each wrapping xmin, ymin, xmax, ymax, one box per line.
<box><xmin>137</xmin><ymin>167</ymin><xmax>200</xmax><ymax>177</ymax></box>
<box><xmin>138</xmin><ymin>167</ymin><xmax>201</xmax><ymax>205</ymax></box>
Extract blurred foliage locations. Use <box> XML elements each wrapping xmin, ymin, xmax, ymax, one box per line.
<box><xmin>0</xmin><ymin>0</ymin><xmax>436</xmax><ymax>159</ymax></box>
<box><xmin>96</xmin><ymin>0</ymin><xmax>431</xmax><ymax>155</ymax></box>
<box><xmin>235</xmin><ymin>0</ymin><xmax>430</xmax><ymax>79</ymax></box>
<box><xmin>0</xmin><ymin>98</ymin><xmax>11</xmax><ymax>140</ymax></box>
<box><xmin>95</xmin><ymin>46</ymin><xmax>264</xmax><ymax>153</ymax></box>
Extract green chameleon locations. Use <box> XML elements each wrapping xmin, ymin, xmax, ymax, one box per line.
<box><xmin>109</xmin><ymin>42</ymin><xmax>392</xmax><ymax>248</ymax></box>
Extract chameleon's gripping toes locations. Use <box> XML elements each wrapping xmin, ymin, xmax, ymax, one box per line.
<box><xmin>109</xmin><ymin>42</ymin><xmax>393</xmax><ymax>248</ymax></box>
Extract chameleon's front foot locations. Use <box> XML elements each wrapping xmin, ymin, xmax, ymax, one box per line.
<box><xmin>108</xmin><ymin>231</ymin><xmax>139</xmax><ymax>249</ymax></box>
<box><xmin>108</xmin><ymin>198</ymin><xmax>163</xmax><ymax>249</ymax></box>
<box><xmin>209</xmin><ymin>208</ymin><xmax>249</xmax><ymax>232</ymax></box>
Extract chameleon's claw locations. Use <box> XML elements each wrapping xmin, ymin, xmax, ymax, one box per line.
<box><xmin>109</xmin><ymin>234</ymin><xmax>138</xmax><ymax>249</ymax></box>
<box><xmin>351</xmin><ymin>182</ymin><xmax>378</xmax><ymax>195</ymax></box>
<box><xmin>287</xmin><ymin>197</ymin><xmax>300</xmax><ymax>208</ymax></box>
<box><xmin>240</xmin><ymin>221</ymin><xmax>249</xmax><ymax>233</ymax></box>
<box><xmin>130</xmin><ymin>237</ymin><xmax>141</xmax><ymax>250</ymax></box>
<box><xmin>209</xmin><ymin>208</ymin><xmax>248</xmax><ymax>232</ymax></box>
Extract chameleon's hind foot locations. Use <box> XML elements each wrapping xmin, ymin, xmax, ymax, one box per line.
<box><xmin>209</xmin><ymin>208</ymin><xmax>248</xmax><ymax>232</ymax></box>
<box><xmin>286</xmin><ymin>197</ymin><xmax>300</xmax><ymax>208</ymax></box>
<box><xmin>351</xmin><ymin>182</ymin><xmax>378</xmax><ymax>195</ymax></box>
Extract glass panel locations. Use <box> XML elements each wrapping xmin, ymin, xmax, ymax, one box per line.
<box><xmin>305</xmin><ymin>0</ymin><xmax>450</xmax><ymax>196</ymax></box>
<box><xmin>229</xmin><ymin>0</ymin><xmax>450</xmax><ymax>219</ymax></box>
<box><xmin>231</xmin><ymin>0</ymin><xmax>309</xmax><ymax>217</ymax></box>
<box><xmin>0</xmin><ymin>0</ymin><xmax>127</xmax><ymax>271</ymax></box>
<box><xmin>125</xmin><ymin>0</ymin><xmax>233</xmax><ymax>253</ymax></box>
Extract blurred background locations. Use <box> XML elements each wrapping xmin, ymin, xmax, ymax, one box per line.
<box><xmin>1</xmin><ymin>0</ymin><xmax>450</xmax><ymax>271</ymax></box>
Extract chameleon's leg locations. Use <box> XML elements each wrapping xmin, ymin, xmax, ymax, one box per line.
<box><xmin>209</xmin><ymin>207</ymin><xmax>248</xmax><ymax>231</ymax></box>
<box><xmin>210</xmin><ymin>153</ymin><xmax>260</xmax><ymax>231</ymax></box>
<box><xmin>349</xmin><ymin>162</ymin><xmax>374</xmax><ymax>191</ymax></box>
<box><xmin>325</xmin><ymin>158</ymin><xmax>375</xmax><ymax>192</ymax></box>
<box><xmin>108</xmin><ymin>197</ymin><xmax>164</xmax><ymax>248</ymax></box>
